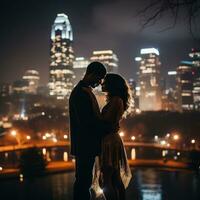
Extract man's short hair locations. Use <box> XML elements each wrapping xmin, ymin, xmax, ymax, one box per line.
<box><xmin>86</xmin><ymin>62</ymin><xmax>106</xmax><ymax>78</ymax></box>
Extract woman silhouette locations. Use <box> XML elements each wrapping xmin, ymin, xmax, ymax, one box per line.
<box><xmin>91</xmin><ymin>73</ymin><xmax>132</xmax><ymax>200</ymax></box>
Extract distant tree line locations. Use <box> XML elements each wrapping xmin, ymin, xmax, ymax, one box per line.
<box><xmin>121</xmin><ymin>111</ymin><xmax>200</xmax><ymax>139</ymax></box>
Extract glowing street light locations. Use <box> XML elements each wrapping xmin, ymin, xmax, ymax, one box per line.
<box><xmin>173</xmin><ymin>134</ymin><xmax>179</xmax><ymax>141</ymax></box>
<box><xmin>42</xmin><ymin>148</ymin><xmax>47</xmax><ymax>156</ymax></box>
<box><xmin>26</xmin><ymin>135</ymin><xmax>31</xmax><ymax>140</ymax></box>
<box><xmin>131</xmin><ymin>136</ymin><xmax>136</xmax><ymax>141</ymax></box>
<box><xmin>154</xmin><ymin>135</ymin><xmax>158</xmax><ymax>141</ymax></box>
<box><xmin>63</xmin><ymin>152</ymin><xmax>68</xmax><ymax>162</ymax></box>
<box><xmin>52</xmin><ymin>138</ymin><xmax>57</xmax><ymax>143</ymax></box>
<box><xmin>160</xmin><ymin>140</ymin><xmax>166</xmax><ymax>146</ymax></box>
<box><xmin>166</xmin><ymin>133</ymin><xmax>170</xmax><ymax>138</ymax></box>
<box><xmin>42</xmin><ymin>148</ymin><xmax>47</xmax><ymax>155</ymax></box>
<box><xmin>119</xmin><ymin>132</ymin><xmax>124</xmax><ymax>137</ymax></box>
<box><xmin>11</xmin><ymin>130</ymin><xmax>17</xmax><ymax>136</ymax></box>
<box><xmin>19</xmin><ymin>174</ymin><xmax>24</xmax><ymax>182</ymax></box>
<box><xmin>162</xmin><ymin>150</ymin><xmax>168</xmax><ymax>157</ymax></box>
<box><xmin>191</xmin><ymin>139</ymin><xmax>196</xmax><ymax>144</ymax></box>
<box><xmin>45</xmin><ymin>133</ymin><xmax>51</xmax><ymax>138</ymax></box>
<box><xmin>64</xmin><ymin>134</ymin><xmax>68</xmax><ymax>139</ymax></box>
<box><xmin>42</xmin><ymin>136</ymin><xmax>47</xmax><ymax>140</ymax></box>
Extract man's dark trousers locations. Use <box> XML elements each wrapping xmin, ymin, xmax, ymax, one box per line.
<box><xmin>73</xmin><ymin>154</ymin><xmax>95</xmax><ymax>200</ymax></box>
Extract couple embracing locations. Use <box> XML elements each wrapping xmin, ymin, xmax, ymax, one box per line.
<box><xmin>69</xmin><ymin>62</ymin><xmax>132</xmax><ymax>200</ymax></box>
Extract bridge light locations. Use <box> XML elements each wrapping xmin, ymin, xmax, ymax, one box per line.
<box><xmin>154</xmin><ymin>135</ymin><xmax>158</xmax><ymax>141</ymax></box>
<box><xmin>42</xmin><ymin>136</ymin><xmax>47</xmax><ymax>140</ymax></box>
<box><xmin>162</xmin><ymin>150</ymin><xmax>168</xmax><ymax>157</ymax></box>
<box><xmin>160</xmin><ymin>140</ymin><xmax>166</xmax><ymax>145</ymax></box>
<box><xmin>64</xmin><ymin>134</ymin><xmax>68</xmax><ymax>139</ymax></box>
<box><xmin>45</xmin><ymin>133</ymin><xmax>51</xmax><ymax>138</ymax></box>
<box><xmin>173</xmin><ymin>134</ymin><xmax>179</xmax><ymax>141</ymax></box>
<box><xmin>191</xmin><ymin>139</ymin><xmax>195</xmax><ymax>144</ymax></box>
<box><xmin>177</xmin><ymin>152</ymin><xmax>181</xmax><ymax>156</ymax></box>
<box><xmin>52</xmin><ymin>138</ymin><xmax>57</xmax><ymax>143</ymax></box>
<box><xmin>119</xmin><ymin>132</ymin><xmax>124</xmax><ymax>137</ymax></box>
<box><xmin>131</xmin><ymin>148</ymin><xmax>136</xmax><ymax>160</ymax></box>
<box><xmin>131</xmin><ymin>136</ymin><xmax>136</xmax><ymax>141</ymax></box>
<box><xmin>42</xmin><ymin>148</ymin><xmax>46</xmax><ymax>155</ymax></box>
<box><xmin>0</xmin><ymin>166</ymin><xmax>3</xmax><ymax>171</ymax></box>
<box><xmin>26</xmin><ymin>135</ymin><xmax>31</xmax><ymax>140</ymax></box>
<box><xmin>19</xmin><ymin>174</ymin><xmax>24</xmax><ymax>182</ymax></box>
<box><xmin>166</xmin><ymin>133</ymin><xmax>170</xmax><ymax>138</ymax></box>
<box><xmin>174</xmin><ymin>156</ymin><xmax>178</xmax><ymax>160</ymax></box>
<box><xmin>11</xmin><ymin>130</ymin><xmax>17</xmax><ymax>136</ymax></box>
<box><xmin>63</xmin><ymin>152</ymin><xmax>68</xmax><ymax>162</ymax></box>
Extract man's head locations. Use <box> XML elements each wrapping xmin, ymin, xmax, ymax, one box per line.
<box><xmin>83</xmin><ymin>62</ymin><xmax>107</xmax><ymax>88</ymax></box>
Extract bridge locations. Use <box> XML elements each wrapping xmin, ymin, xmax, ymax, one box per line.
<box><xmin>0</xmin><ymin>140</ymin><xmax>198</xmax><ymax>153</ymax></box>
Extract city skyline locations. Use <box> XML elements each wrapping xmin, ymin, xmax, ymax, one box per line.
<box><xmin>0</xmin><ymin>0</ymin><xmax>199</xmax><ymax>85</ymax></box>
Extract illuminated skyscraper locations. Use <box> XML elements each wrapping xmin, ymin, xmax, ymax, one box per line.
<box><xmin>176</xmin><ymin>61</ymin><xmax>194</xmax><ymax>111</ymax></box>
<box><xmin>90</xmin><ymin>50</ymin><xmax>118</xmax><ymax>73</ymax></box>
<box><xmin>49</xmin><ymin>13</ymin><xmax>75</xmax><ymax>100</ymax></box>
<box><xmin>0</xmin><ymin>83</ymin><xmax>12</xmax><ymax>97</ymax></box>
<box><xmin>13</xmin><ymin>80</ymin><xmax>29</xmax><ymax>94</ymax></box>
<box><xmin>189</xmin><ymin>49</ymin><xmax>200</xmax><ymax>110</ymax></box>
<box><xmin>137</xmin><ymin>48</ymin><xmax>162</xmax><ymax>111</ymax></box>
<box><xmin>22</xmin><ymin>70</ymin><xmax>40</xmax><ymax>94</ymax></box>
<box><xmin>73</xmin><ymin>57</ymin><xmax>89</xmax><ymax>84</ymax></box>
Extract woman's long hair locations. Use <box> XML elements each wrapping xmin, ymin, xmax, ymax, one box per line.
<box><xmin>103</xmin><ymin>73</ymin><xmax>133</xmax><ymax>116</ymax></box>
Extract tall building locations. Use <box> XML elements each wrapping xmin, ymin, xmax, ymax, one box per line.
<box><xmin>167</xmin><ymin>71</ymin><xmax>177</xmax><ymax>89</ymax></box>
<box><xmin>0</xmin><ymin>83</ymin><xmax>12</xmax><ymax>97</ymax></box>
<box><xmin>90</xmin><ymin>50</ymin><xmax>119</xmax><ymax>73</ymax></box>
<box><xmin>137</xmin><ymin>48</ymin><xmax>162</xmax><ymax>111</ymax></box>
<box><xmin>13</xmin><ymin>80</ymin><xmax>29</xmax><ymax>94</ymax></box>
<box><xmin>176</xmin><ymin>61</ymin><xmax>194</xmax><ymax>111</ymax></box>
<box><xmin>22</xmin><ymin>70</ymin><xmax>40</xmax><ymax>94</ymax></box>
<box><xmin>128</xmin><ymin>78</ymin><xmax>137</xmax><ymax>110</ymax></box>
<box><xmin>49</xmin><ymin>13</ymin><xmax>75</xmax><ymax>100</ymax></box>
<box><xmin>73</xmin><ymin>57</ymin><xmax>89</xmax><ymax>84</ymax></box>
<box><xmin>189</xmin><ymin>49</ymin><xmax>200</xmax><ymax>110</ymax></box>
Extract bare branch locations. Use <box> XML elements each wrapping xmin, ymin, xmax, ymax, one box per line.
<box><xmin>138</xmin><ymin>0</ymin><xmax>200</xmax><ymax>35</ymax></box>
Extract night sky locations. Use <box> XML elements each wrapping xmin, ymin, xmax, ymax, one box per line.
<box><xmin>0</xmin><ymin>0</ymin><xmax>199</xmax><ymax>85</ymax></box>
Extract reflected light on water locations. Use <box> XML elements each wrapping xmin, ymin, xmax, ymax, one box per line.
<box><xmin>137</xmin><ymin>169</ymin><xmax>162</xmax><ymax>200</ymax></box>
<box><xmin>19</xmin><ymin>174</ymin><xmax>24</xmax><ymax>182</ymax></box>
<box><xmin>131</xmin><ymin>148</ymin><xmax>136</xmax><ymax>160</ymax></box>
<box><xmin>141</xmin><ymin>185</ymin><xmax>162</xmax><ymax>200</ymax></box>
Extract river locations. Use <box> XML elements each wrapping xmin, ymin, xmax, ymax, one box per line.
<box><xmin>0</xmin><ymin>168</ymin><xmax>200</xmax><ymax>200</ymax></box>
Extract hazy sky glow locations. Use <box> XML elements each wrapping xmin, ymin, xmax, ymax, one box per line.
<box><xmin>0</xmin><ymin>0</ymin><xmax>199</xmax><ymax>85</ymax></box>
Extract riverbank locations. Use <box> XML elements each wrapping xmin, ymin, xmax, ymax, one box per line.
<box><xmin>0</xmin><ymin>159</ymin><xmax>191</xmax><ymax>180</ymax></box>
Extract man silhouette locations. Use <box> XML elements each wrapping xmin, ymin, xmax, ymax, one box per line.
<box><xmin>69</xmin><ymin>62</ymin><xmax>114</xmax><ymax>200</ymax></box>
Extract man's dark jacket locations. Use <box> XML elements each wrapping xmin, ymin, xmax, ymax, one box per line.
<box><xmin>69</xmin><ymin>81</ymin><xmax>111</xmax><ymax>157</ymax></box>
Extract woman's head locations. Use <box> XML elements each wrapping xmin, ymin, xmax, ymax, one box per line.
<box><xmin>102</xmin><ymin>73</ymin><xmax>132</xmax><ymax>112</ymax></box>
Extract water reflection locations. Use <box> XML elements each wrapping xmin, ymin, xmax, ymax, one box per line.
<box><xmin>138</xmin><ymin>169</ymin><xmax>162</xmax><ymax>200</ymax></box>
<box><xmin>0</xmin><ymin>168</ymin><xmax>200</xmax><ymax>200</ymax></box>
<box><xmin>141</xmin><ymin>185</ymin><xmax>161</xmax><ymax>200</ymax></box>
